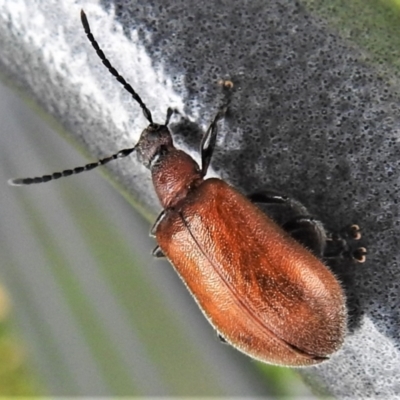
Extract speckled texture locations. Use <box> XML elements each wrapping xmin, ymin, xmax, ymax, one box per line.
<box><xmin>103</xmin><ymin>2</ymin><xmax>400</xmax><ymax>396</ymax></box>
<box><xmin>1</xmin><ymin>0</ymin><xmax>400</xmax><ymax>397</ymax></box>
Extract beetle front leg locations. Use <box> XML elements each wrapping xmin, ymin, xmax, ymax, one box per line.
<box><xmin>200</xmin><ymin>107</ymin><xmax>228</xmax><ymax>177</ymax></box>
<box><xmin>150</xmin><ymin>211</ymin><xmax>167</xmax><ymax>257</ymax></box>
<box><xmin>150</xmin><ymin>210</ymin><xmax>166</xmax><ymax>237</ymax></box>
<box><xmin>200</xmin><ymin>84</ymin><xmax>233</xmax><ymax>177</ymax></box>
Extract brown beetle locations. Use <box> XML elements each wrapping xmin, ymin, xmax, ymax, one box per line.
<box><xmin>9</xmin><ymin>10</ymin><xmax>367</xmax><ymax>366</ymax></box>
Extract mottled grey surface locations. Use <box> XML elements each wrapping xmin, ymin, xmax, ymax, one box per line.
<box><xmin>1</xmin><ymin>0</ymin><xmax>400</xmax><ymax>397</ymax></box>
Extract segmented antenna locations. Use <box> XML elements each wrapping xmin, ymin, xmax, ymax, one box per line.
<box><xmin>8</xmin><ymin>147</ymin><xmax>135</xmax><ymax>186</ymax></box>
<box><xmin>80</xmin><ymin>9</ymin><xmax>154</xmax><ymax>125</ymax></box>
<box><xmin>8</xmin><ymin>11</ymin><xmax>157</xmax><ymax>187</ymax></box>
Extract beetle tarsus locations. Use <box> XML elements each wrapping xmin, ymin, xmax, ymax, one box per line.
<box><xmin>352</xmin><ymin>246</ymin><xmax>367</xmax><ymax>263</ymax></box>
<box><xmin>349</xmin><ymin>224</ymin><xmax>362</xmax><ymax>240</ymax></box>
<box><xmin>324</xmin><ymin>225</ymin><xmax>367</xmax><ymax>263</ymax></box>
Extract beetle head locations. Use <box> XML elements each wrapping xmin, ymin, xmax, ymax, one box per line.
<box><xmin>135</xmin><ymin>124</ymin><xmax>174</xmax><ymax>169</ymax></box>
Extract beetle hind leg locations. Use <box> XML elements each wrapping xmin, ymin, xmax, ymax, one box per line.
<box><xmin>282</xmin><ymin>216</ymin><xmax>327</xmax><ymax>257</ymax></box>
<box><xmin>325</xmin><ymin>225</ymin><xmax>367</xmax><ymax>263</ymax></box>
<box><xmin>248</xmin><ymin>190</ymin><xmax>326</xmax><ymax>257</ymax></box>
<box><xmin>248</xmin><ymin>190</ymin><xmax>367</xmax><ymax>263</ymax></box>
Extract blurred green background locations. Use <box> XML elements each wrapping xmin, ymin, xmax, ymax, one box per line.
<box><xmin>0</xmin><ymin>78</ymin><xmax>310</xmax><ymax>396</ymax></box>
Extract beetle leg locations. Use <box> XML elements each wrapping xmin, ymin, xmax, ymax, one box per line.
<box><xmin>248</xmin><ymin>190</ymin><xmax>309</xmax><ymax>215</ymax></box>
<box><xmin>218</xmin><ymin>334</ymin><xmax>227</xmax><ymax>343</ymax></box>
<box><xmin>248</xmin><ymin>191</ymin><xmax>367</xmax><ymax>263</ymax></box>
<box><xmin>247</xmin><ymin>190</ymin><xmax>289</xmax><ymax>204</ymax></box>
<box><xmin>282</xmin><ymin>216</ymin><xmax>327</xmax><ymax>257</ymax></box>
<box><xmin>152</xmin><ymin>246</ymin><xmax>165</xmax><ymax>258</ymax></box>
<box><xmin>164</xmin><ymin>107</ymin><xmax>174</xmax><ymax>126</ymax></box>
<box><xmin>200</xmin><ymin>85</ymin><xmax>232</xmax><ymax>176</ymax></box>
<box><xmin>248</xmin><ymin>190</ymin><xmax>326</xmax><ymax>256</ymax></box>
<box><xmin>150</xmin><ymin>210</ymin><xmax>166</xmax><ymax>237</ymax></box>
<box><xmin>325</xmin><ymin>226</ymin><xmax>367</xmax><ymax>263</ymax></box>
<box><xmin>348</xmin><ymin>224</ymin><xmax>362</xmax><ymax>240</ymax></box>
<box><xmin>352</xmin><ymin>247</ymin><xmax>367</xmax><ymax>263</ymax></box>
<box><xmin>200</xmin><ymin>107</ymin><xmax>227</xmax><ymax>176</ymax></box>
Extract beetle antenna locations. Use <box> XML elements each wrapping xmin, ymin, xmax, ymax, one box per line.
<box><xmin>8</xmin><ymin>147</ymin><xmax>136</xmax><ymax>186</ymax></box>
<box><xmin>80</xmin><ymin>9</ymin><xmax>154</xmax><ymax>125</ymax></box>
